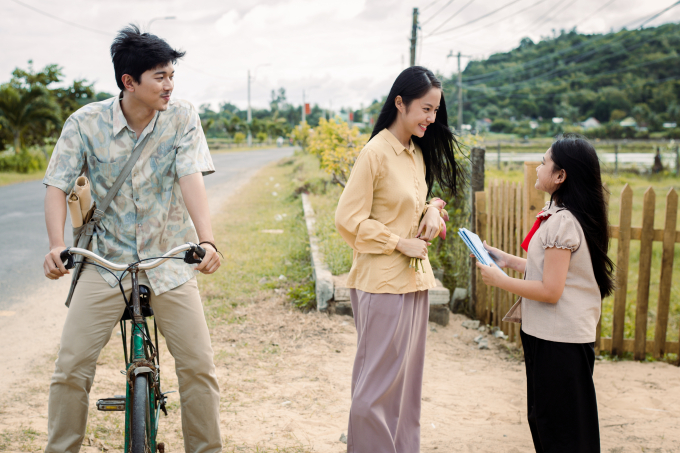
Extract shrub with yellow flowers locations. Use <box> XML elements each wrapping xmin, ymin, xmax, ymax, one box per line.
<box><xmin>289</xmin><ymin>121</ymin><xmax>312</xmax><ymax>152</ymax></box>
<box><xmin>307</xmin><ymin>118</ymin><xmax>368</xmax><ymax>187</ymax></box>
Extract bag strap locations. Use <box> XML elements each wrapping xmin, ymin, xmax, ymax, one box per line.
<box><xmin>91</xmin><ymin>138</ymin><xmax>147</xmax><ymax>220</ymax></box>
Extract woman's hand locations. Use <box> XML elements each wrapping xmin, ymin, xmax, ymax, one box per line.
<box><xmin>482</xmin><ymin>241</ymin><xmax>509</xmax><ymax>268</ymax></box>
<box><xmin>417</xmin><ymin>207</ymin><xmax>441</xmax><ymax>241</ymax></box>
<box><xmin>396</xmin><ymin>238</ymin><xmax>430</xmax><ymax>259</ymax></box>
<box><xmin>475</xmin><ymin>262</ymin><xmax>507</xmax><ymax>288</ymax></box>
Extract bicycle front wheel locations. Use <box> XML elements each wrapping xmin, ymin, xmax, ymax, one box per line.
<box><xmin>131</xmin><ymin>374</ymin><xmax>150</xmax><ymax>453</ymax></box>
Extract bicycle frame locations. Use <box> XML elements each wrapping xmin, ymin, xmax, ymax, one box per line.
<box><xmin>123</xmin><ymin>266</ymin><xmax>161</xmax><ymax>452</ymax></box>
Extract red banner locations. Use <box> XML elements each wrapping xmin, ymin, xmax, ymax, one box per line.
<box><xmin>305</xmin><ymin>103</ymin><xmax>311</xmax><ymax>115</ymax></box>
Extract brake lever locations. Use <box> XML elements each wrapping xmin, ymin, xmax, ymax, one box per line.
<box><xmin>59</xmin><ymin>248</ymin><xmax>75</xmax><ymax>270</ymax></box>
<box><xmin>183</xmin><ymin>244</ymin><xmax>206</xmax><ymax>265</ymax></box>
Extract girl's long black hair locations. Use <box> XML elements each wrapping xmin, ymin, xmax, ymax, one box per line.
<box><xmin>370</xmin><ymin>66</ymin><xmax>463</xmax><ymax>197</ymax></box>
<box><xmin>549</xmin><ymin>134</ymin><xmax>615</xmax><ymax>298</ymax></box>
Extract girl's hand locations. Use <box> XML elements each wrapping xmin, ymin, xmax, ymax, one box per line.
<box><xmin>475</xmin><ymin>262</ymin><xmax>507</xmax><ymax>287</ymax></box>
<box><xmin>482</xmin><ymin>241</ymin><xmax>509</xmax><ymax>268</ymax></box>
<box><xmin>396</xmin><ymin>238</ymin><xmax>430</xmax><ymax>259</ymax></box>
<box><xmin>417</xmin><ymin>207</ymin><xmax>441</xmax><ymax>241</ymax></box>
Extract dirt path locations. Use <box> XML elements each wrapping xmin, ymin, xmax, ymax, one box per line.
<box><xmin>1</xmin><ymin>290</ymin><xmax>679</xmax><ymax>452</ymax></box>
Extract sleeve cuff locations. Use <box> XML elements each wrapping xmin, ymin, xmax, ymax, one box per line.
<box><xmin>43</xmin><ymin>177</ymin><xmax>71</xmax><ymax>194</ymax></box>
<box><xmin>383</xmin><ymin>233</ymin><xmax>400</xmax><ymax>255</ymax></box>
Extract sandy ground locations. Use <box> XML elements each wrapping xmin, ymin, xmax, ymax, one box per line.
<box><xmin>1</xmin><ymin>291</ymin><xmax>679</xmax><ymax>452</ymax></box>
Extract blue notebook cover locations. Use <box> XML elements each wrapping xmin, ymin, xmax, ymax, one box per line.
<box><xmin>458</xmin><ymin>228</ymin><xmax>507</xmax><ymax>275</ymax></box>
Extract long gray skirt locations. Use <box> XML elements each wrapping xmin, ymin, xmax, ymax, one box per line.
<box><xmin>347</xmin><ymin>289</ymin><xmax>430</xmax><ymax>453</ymax></box>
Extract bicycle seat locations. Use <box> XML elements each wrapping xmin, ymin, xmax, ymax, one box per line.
<box><xmin>120</xmin><ymin>285</ymin><xmax>154</xmax><ymax>321</ymax></box>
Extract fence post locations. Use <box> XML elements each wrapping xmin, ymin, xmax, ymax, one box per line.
<box><xmin>654</xmin><ymin>188</ymin><xmax>678</xmax><ymax>358</ymax></box>
<box><xmin>470</xmin><ymin>147</ymin><xmax>485</xmax><ymax>316</ymax></box>
<box><xmin>612</xmin><ymin>184</ymin><xmax>633</xmax><ymax>357</ymax></box>
<box><xmin>497</xmin><ymin>142</ymin><xmax>501</xmax><ymax>170</ymax></box>
<box><xmin>634</xmin><ymin>187</ymin><xmax>656</xmax><ymax>360</ymax></box>
<box><xmin>475</xmin><ymin>191</ymin><xmax>487</xmax><ymax>321</ymax></box>
<box><xmin>523</xmin><ymin>162</ymin><xmax>544</xmax><ymax>236</ymax></box>
<box><xmin>614</xmin><ymin>143</ymin><xmax>619</xmax><ymax>175</ymax></box>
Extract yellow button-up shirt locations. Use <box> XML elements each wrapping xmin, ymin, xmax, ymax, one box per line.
<box><xmin>335</xmin><ymin>128</ymin><xmax>436</xmax><ymax>294</ymax></box>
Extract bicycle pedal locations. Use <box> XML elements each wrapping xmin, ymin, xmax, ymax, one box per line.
<box><xmin>96</xmin><ymin>397</ymin><xmax>126</xmax><ymax>411</ymax></box>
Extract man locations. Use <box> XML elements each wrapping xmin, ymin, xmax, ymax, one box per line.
<box><xmin>42</xmin><ymin>25</ymin><xmax>222</xmax><ymax>453</ymax></box>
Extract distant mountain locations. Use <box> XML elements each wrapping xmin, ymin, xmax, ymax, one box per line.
<box><xmin>441</xmin><ymin>24</ymin><xmax>680</xmax><ymax>135</ymax></box>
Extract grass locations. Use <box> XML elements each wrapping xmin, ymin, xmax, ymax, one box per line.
<box><xmin>0</xmin><ymin>170</ymin><xmax>44</xmax><ymax>187</ymax></box>
<box><xmin>199</xmin><ymin>152</ymin><xmax>314</xmax><ymax>318</ymax></box>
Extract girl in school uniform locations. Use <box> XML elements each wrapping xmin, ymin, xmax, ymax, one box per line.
<box><xmin>335</xmin><ymin>66</ymin><xmax>463</xmax><ymax>453</ymax></box>
<box><xmin>476</xmin><ymin>134</ymin><xmax>615</xmax><ymax>453</ymax></box>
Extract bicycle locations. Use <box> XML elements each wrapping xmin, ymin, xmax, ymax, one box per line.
<box><xmin>60</xmin><ymin>242</ymin><xmax>206</xmax><ymax>453</ymax></box>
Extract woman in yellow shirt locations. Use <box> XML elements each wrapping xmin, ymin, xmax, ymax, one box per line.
<box><xmin>335</xmin><ymin>66</ymin><xmax>463</xmax><ymax>453</ymax></box>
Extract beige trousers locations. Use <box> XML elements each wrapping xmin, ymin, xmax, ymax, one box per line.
<box><xmin>45</xmin><ymin>266</ymin><xmax>222</xmax><ymax>453</ymax></box>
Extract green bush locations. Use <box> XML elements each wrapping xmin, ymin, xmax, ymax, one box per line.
<box><xmin>256</xmin><ymin>132</ymin><xmax>268</xmax><ymax>142</ymax></box>
<box><xmin>0</xmin><ymin>150</ymin><xmax>46</xmax><ymax>173</ymax></box>
<box><xmin>233</xmin><ymin>132</ymin><xmax>246</xmax><ymax>144</ymax></box>
<box><xmin>490</xmin><ymin>119</ymin><xmax>513</xmax><ymax>133</ymax></box>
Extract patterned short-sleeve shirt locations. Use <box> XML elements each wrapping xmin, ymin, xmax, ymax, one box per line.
<box><xmin>43</xmin><ymin>94</ymin><xmax>215</xmax><ymax>295</ymax></box>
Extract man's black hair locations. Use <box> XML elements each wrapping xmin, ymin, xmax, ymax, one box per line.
<box><xmin>110</xmin><ymin>24</ymin><xmax>185</xmax><ymax>90</ymax></box>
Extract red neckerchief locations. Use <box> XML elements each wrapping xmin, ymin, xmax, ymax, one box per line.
<box><xmin>521</xmin><ymin>210</ymin><xmax>551</xmax><ymax>252</ymax></box>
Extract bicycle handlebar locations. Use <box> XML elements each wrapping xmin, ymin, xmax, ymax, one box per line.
<box><xmin>60</xmin><ymin>243</ymin><xmax>206</xmax><ymax>272</ymax></box>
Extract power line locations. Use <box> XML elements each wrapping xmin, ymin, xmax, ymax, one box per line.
<box><xmin>530</xmin><ymin>0</ymin><xmax>579</xmax><ymax>31</ymax></box>
<box><xmin>427</xmin><ymin>0</ymin><xmax>524</xmax><ymax>37</ymax></box>
<box><xmin>425</xmin><ymin>0</ymin><xmax>552</xmax><ymax>45</ymax></box>
<box><xmin>518</xmin><ymin>0</ymin><xmax>571</xmax><ymax>33</ymax></box>
<box><xmin>460</xmin><ymin>20</ymin><xmax>665</xmax><ymax>85</ymax></box>
<box><xmin>636</xmin><ymin>0</ymin><xmax>680</xmax><ymax>29</ymax></box>
<box><xmin>426</xmin><ymin>0</ymin><xmax>476</xmax><ymax>36</ymax></box>
<box><xmin>9</xmin><ymin>0</ymin><xmax>112</xmax><ymax>37</ymax></box>
<box><xmin>580</xmin><ymin>0</ymin><xmax>621</xmax><ymax>26</ymax></box>
<box><xmin>467</xmin><ymin>32</ymin><xmax>657</xmax><ymax>90</ymax></box>
<box><xmin>421</xmin><ymin>0</ymin><xmax>457</xmax><ymax>26</ymax></box>
<box><xmin>464</xmin><ymin>53</ymin><xmax>680</xmax><ymax>100</ymax></box>
<box><xmin>421</xmin><ymin>0</ymin><xmax>442</xmax><ymax>13</ymax></box>
<box><xmin>466</xmin><ymin>73</ymin><xmax>680</xmax><ymax>102</ymax></box>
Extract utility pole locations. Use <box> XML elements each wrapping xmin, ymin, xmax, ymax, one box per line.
<box><xmin>409</xmin><ymin>8</ymin><xmax>419</xmax><ymax>67</ymax></box>
<box><xmin>301</xmin><ymin>89</ymin><xmax>306</xmax><ymax>125</ymax></box>
<box><xmin>247</xmin><ymin>70</ymin><xmax>252</xmax><ymax>147</ymax></box>
<box><xmin>458</xmin><ymin>52</ymin><xmax>463</xmax><ymax>133</ymax></box>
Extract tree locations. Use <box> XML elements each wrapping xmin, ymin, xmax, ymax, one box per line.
<box><xmin>0</xmin><ymin>84</ymin><xmax>60</xmax><ymax>153</ymax></box>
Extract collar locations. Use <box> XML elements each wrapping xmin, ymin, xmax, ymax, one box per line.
<box><xmin>538</xmin><ymin>201</ymin><xmax>565</xmax><ymax>218</ymax></box>
<box><xmin>112</xmin><ymin>92</ymin><xmax>128</xmax><ymax>136</ymax></box>
<box><xmin>112</xmin><ymin>92</ymin><xmax>161</xmax><ymax>139</ymax></box>
<box><xmin>379</xmin><ymin>128</ymin><xmax>416</xmax><ymax>155</ymax></box>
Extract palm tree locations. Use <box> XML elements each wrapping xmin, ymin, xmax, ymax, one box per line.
<box><xmin>0</xmin><ymin>84</ymin><xmax>61</xmax><ymax>153</ymax></box>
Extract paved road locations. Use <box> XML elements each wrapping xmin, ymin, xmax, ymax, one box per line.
<box><xmin>0</xmin><ymin>147</ymin><xmax>293</xmax><ymax>311</ymax></box>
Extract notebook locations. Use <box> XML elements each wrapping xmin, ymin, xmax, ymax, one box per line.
<box><xmin>458</xmin><ymin>228</ymin><xmax>507</xmax><ymax>275</ymax></box>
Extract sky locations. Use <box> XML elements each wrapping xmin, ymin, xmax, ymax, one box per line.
<box><xmin>2</xmin><ymin>0</ymin><xmax>680</xmax><ymax>112</ymax></box>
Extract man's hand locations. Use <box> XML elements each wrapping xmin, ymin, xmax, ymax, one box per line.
<box><xmin>44</xmin><ymin>246</ymin><xmax>69</xmax><ymax>280</ymax></box>
<box><xmin>194</xmin><ymin>243</ymin><xmax>221</xmax><ymax>274</ymax></box>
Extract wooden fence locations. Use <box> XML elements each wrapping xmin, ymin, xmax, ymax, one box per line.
<box><xmin>474</xmin><ymin>162</ymin><xmax>680</xmax><ymax>360</ymax></box>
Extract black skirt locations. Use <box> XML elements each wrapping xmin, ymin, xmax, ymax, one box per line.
<box><xmin>521</xmin><ymin>329</ymin><xmax>600</xmax><ymax>453</ymax></box>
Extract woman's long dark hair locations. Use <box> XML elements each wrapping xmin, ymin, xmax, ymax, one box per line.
<box><xmin>371</xmin><ymin>66</ymin><xmax>463</xmax><ymax>197</ymax></box>
<box><xmin>549</xmin><ymin>134</ymin><xmax>615</xmax><ymax>298</ymax></box>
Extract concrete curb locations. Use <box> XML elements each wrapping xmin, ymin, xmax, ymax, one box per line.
<box><xmin>301</xmin><ymin>193</ymin><xmax>334</xmax><ymax>311</ymax></box>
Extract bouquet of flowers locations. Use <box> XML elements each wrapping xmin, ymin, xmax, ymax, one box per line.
<box><xmin>410</xmin><ymin>197</ymin><xmax>449</xmax><ymax>273</ymax></box>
